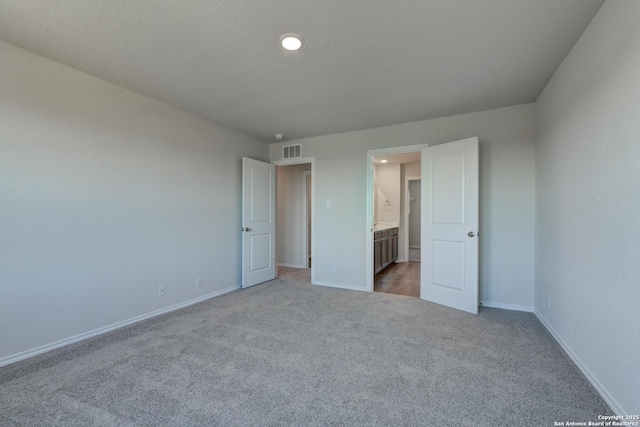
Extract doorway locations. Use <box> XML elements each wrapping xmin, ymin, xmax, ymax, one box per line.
<box><xmin>369</xmin><ymin>149</ymin><xmax>423</xmax><ymax>298</ymax></box>
<box><xmin>273</xmin><ymin>158</ymin><xmax>315</xmax><ymax>281</ymax></box>
<box><xmin>366</xmin><ymin>138</ymin><xmax>480</xmax><ymax>314</ymax></box>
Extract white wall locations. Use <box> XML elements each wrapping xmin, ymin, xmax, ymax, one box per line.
<box><xmin>374</xmin><ymin>164</ymin><xmax>401</xmax><ymax>223</ymax></box>
<box><xmin>277</xmin><ymin>163</ymin><xmax>311</xmax><ymax>268</ymax></box>
<box><xmin>535</xmin><ymin>0</ymin><xmax>640</xmax><ymax>415</ymax></box>
<box><xmin>408</xmin><ymin>180</ymin><xmax>421</xmax><ymax>247</ymax></box>
<box><xmin>400</xmin><ymin>162</ymin><xmax>421</xmax><ymax>261</ymax></box>
<box><xmin>0</xmin><ymin>41</ymin><xmax>268</xmax><ymax>363</ymax></box>
<box><xmin>403</xmin><ymin>163</ymin><xmax>421</xmax><ymax>178</ymax></box>
<box><xmin>269</xmin><ymin>103</ymin><xmax>535</xmax><ymax>308</ymax></box>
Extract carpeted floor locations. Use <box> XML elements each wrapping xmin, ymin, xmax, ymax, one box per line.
<box><xmin>0</xmin><ymin>268</ymin><xmax>611</xmax><ymax>426</ymax></box>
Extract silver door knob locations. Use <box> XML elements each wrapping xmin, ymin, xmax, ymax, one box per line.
<box><xmin>245</xmin><ymin>227</ymin><xmax>252</xmax><ymax>232</ymax></box>
<box><xmin>467</xmin><ymin>231</ymin><xmax>475</xmax><ymax>237</ymax></box>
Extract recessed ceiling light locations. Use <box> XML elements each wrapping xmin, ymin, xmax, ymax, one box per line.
<box><xmin>280</xmin><ymin>33</ymin><xmax>303</xmax><ymax>51</ymax></box>
<box><xmin>380</xmin><ymin>159</ymin><xmax>388</xmax><ymax>163</ymax></box>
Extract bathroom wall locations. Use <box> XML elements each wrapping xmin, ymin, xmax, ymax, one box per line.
<box><xmin>374</xmin><ymin>164</ymin><xmax>401</xmax><ymax>223</ymax></box>
<box><xmin>408</xmin><ymin>180</ymin><xmax>421</xmax><ymax>247</ymax></box>
<box><xmin>399</xmin><ymin>162</ymin><xmax>421</xmax><ymax>261</ymax></box>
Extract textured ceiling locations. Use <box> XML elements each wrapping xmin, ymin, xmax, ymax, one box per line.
<box><xmin>0</xmin><ymin>0</ymin><xmax>603</xmax><ymax>142</ymax></box>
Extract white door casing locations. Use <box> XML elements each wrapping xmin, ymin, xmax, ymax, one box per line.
<box><xmin>421</xmin><ymin>137</ymin><xmax>479</xmax><ymax>314</ymax></box>
<box><xmin>304</xmin><ymin>171</ymin><xmax>312</xmax><ymax>268</ymax></box>
<box><xmin>242</xmin><ymin>157</ymin><xmax>276</xmax><ymax>288</ymax></box>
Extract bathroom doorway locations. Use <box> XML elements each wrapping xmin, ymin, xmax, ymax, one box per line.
<box><xmin>367</xmin><ymin>138</ymin><xmax>480</xmax><ymax>313</ymax></box>
<box><xmin>369</xmin><ymin>149</ymin><xmax>423</xmax><ymax>298</ymax></box>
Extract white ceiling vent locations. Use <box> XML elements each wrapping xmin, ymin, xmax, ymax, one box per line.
<box><xmin>282</xmin><ymin>144</ymin><xmax>302</xmax><ymax>160</ymax></box>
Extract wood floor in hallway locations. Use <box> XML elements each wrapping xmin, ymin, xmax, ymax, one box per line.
<box><xmin>374</xmin><ymin>261</ymin><xmax>420</xmax><ymax>297</ymax></box>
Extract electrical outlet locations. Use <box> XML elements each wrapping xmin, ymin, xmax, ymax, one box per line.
<box><xmin>196</xmin><ymin>276</ymin><xmax>202</xmax><ymax>288</ymax></box>
<box><xmin>158</xmin><ymin>285</ymin><xmax>166</xmax><ymax>296</ymax></box>
<box><xmin>548</xmin><ymin>297</ymin><xmax>551</xmax><ymax>311</ymax></box>
<box><xmin>330</xmin><ymin>265</ymin><xmax>337</xmax><ymax>275</ymax></box>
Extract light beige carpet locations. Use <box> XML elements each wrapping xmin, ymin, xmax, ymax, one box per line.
<box><xmin>0</xmin><ymin>267</ymin><xmax>611</xmax><ymax>426</ymax></box>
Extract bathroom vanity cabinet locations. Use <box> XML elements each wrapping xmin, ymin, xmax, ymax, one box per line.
<box><xmin>374</xmin><ymin>227</ymin><xmax>398</xmax><ymax>274</ymax></box>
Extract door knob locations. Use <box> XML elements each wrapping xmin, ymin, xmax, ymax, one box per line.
<box><xmin>467</xmin><ymin>231</ymin><xmax>475</xmax><ymax>237</ymax></box>
<box><xmin>245</xmin><ymin>227</ymin><xmax>252</xmax><ymax>232</ymax></box>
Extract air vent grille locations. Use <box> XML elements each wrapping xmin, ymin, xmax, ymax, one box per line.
<box><xmin>282</xmin><ymin>144</ymin><xmax>302</xmax><ymax>159</ymax></box>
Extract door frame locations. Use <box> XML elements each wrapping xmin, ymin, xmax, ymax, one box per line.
<box><xmin>404</xmin><ymin>176</ymin><xmax>421</xmax><ymax>264</ymax></box>
<box><xmin>273</xmin><ymin>157</ymin><xmax>316</xmax><ymax>283</ymax></box>
<box><xmin>303</xmin><ymin>170</ymin><xmax>312</xmax><ymax>268</ymax></box>
<box><xmin>366</xmin><ymin>144</ymin><xmax>428</xmax><ymax>292</ymax></box>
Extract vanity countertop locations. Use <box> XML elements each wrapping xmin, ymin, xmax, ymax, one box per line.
<box><xmin>373</xmin><ymin>222</ymin><xmax>399</xmax><ymax>231</ymax></box>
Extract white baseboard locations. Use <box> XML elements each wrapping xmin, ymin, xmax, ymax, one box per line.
<box><xmin>278</xmin><ymin>263</ymin><xmax>307</xmax><ymax>269</ymax></box>
<box><xmin>479</xmin><ymin>301</ymin><xmax>533</xmax><ymax>312</ymax></box>
<box><xmin>313</xmin><ymin>280</ymin><xmax>367</xmax><ymax>292</ymax></box>
<box><xmin>534</xmin><ymin>309</ymin><xmax>625</xmax><ymax>415</ymax></box>
<box><xmin>0</xmin><ymin>285</ymin><xmax>240</xmax><ymax>368</ymax></box>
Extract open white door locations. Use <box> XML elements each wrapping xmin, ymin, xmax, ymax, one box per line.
<box><xmin>242</xmin><ymin>157</ymin><xmax>276</xmax><ymax>288</ymax></box>
<box><xmin>421</xmin><ymin>137</ymin><xmax>479</xmax><ymax>314</ymax></box>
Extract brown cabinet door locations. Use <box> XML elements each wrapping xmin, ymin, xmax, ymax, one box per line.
<box><xmin>374</xmin><ymin>228</ymin><xmax>399</xmax><ymax>274</ymax></box>
<box><xmin>392</xmin><ymin>234</ymin><xmax>398</xmax><ymax>261</ymax></box>
<box><xmin>381</xmin><ymin>238</ymin><xmax>387</xmax><ymax>268</ymax></box>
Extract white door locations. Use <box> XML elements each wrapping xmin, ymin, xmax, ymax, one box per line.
<box><xmin>242</xmin><ymin>157</ymin><xmax>276</xmax><ymax>288</ymax></box>
<box><xmin>421</xmin><ymin>137</ymin><xmax>479</xmax><ymax>314</ymax></box>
